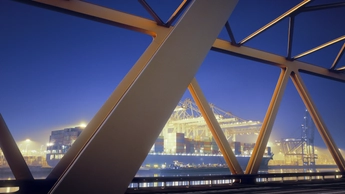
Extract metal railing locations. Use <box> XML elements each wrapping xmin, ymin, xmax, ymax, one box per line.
<box><xmin>128</xmin><ymin>171</ymin><xmax>345</xmax><ymax>192</ymax></box>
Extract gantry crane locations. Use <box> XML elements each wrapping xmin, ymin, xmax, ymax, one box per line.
<box><xmin>160</xmin><ymin>99</ymin><xmax>262</xmax><ymax>141</ymax></box>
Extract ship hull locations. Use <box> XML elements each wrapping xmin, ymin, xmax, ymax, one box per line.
<box><xmin>46</xmin><ymin>153</ymin><xmax>272</xmax><ymax>171</ymax></box>
<box><xmin>141</xmin><ymin>153</ymin><xmax>272</xmax><ymax>170</ymax></box>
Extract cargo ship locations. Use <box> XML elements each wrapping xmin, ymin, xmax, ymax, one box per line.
<box><xmin>46</xmin><ymin>129</ymin><xmax>273</xmax><ymax>171</ymax></box>
<box><xmin>46</xmin><ymin>99</ymin><xmax>273</xmax><ymax>171</ymax></box>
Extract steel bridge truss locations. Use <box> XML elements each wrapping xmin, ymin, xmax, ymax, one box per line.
<box><xmin>1</xmin><ymin>0</ymin><xmax>345</xmax><ymax>193</ymax></box>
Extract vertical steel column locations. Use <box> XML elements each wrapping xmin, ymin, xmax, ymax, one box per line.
<box><xmin>50</xmin><ymin>1</ymin><xmax>238</xmax><ymax>193</ymax></box>
<box><xmin>291</xmin><ymin>71</ymin><xmax>345</xmax><ymax>171</ymax></box>
<box><xmin>287</xmin><ymin>16</ymin><xmax>295</xmax><ymax>60</ymax></box>
<box><xmin>0</xmin><ymin>114</ymin><xmax>33</xmax><ymax>180</ymax></box>
<box><xmin>188</xmin><ymin>78</ymin><xmax>243</xmax><ymax>174</ymax></box>
<box><xmin>246</xmin><ymin>68</ymin><xmax>291</xmax><ymax>174</ymax></box>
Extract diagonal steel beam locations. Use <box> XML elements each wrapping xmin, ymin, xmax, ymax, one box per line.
<box><xmin>239</xmin><ymin>0</ymin><xmax>310</xmax><ymax>45</ymax></box>
<box><xmin>294</xmin><ymin>35</ymin><xmax>345</xmax><ymax>59</ymax></box>
<box><xmin>48</xmin><ymin>1</ymin><xmax>238</xmax><ymax>193</ymax></box>
<box><xmin>291</xmin><ymin>71</ymin><xmax>345</xmax><ymax>172</ymax></box>
<box><xmin>225</xmin><ymin>21</ymin><xmax>237</xmax><ymax>45</ymax></box>
<box><xmin>138</xmin><ymin>0</ymin><xmax>165</xmax><ymax>26</ymax></box>
<box><xmin>188</xmin><ymin>78</ymin><xmax>243</xmax><ymax>174</ymax></box>
<box><xmin>331</xmin><ymin>43</ymin><xmax>345</xmax><ymax>70</ymax></box>
<box><xmin>246</xmin><ymin>68</ymin><xmax>291</xmax><ymax>174</ymax></box>
<box><xmin>165</xmin><ymin>0</ymin><xmax>190</xmax><ymax>27</ymax></box>
<box><xmin>0</xmin><ymin>114</ymin><xmax>33</xmax><ymax>180</ymax></box>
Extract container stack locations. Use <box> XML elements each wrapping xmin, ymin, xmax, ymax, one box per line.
<box><xmin>234</xmin><ymin>141</ymin><xmax>241</xmax><ymax>155</ymax></box>
<box><xmin>243</xmin><ymin>143</ymin><xmax>255</xmax><ymax>155</ymax></box>
<box><xmin>203</xmin><ymin>139</ymin><xmax>212</xmax><ymax>154</ymax></box>
<box><xmin>194</xmin><ymin>141</ymin><xmax>204</xmax><ymax>153</ymax></box>
<box><xmin>164</xmin><ymin>133</ymin><xmax>185</xmax><ymax>153</ymax></box>
<box><xmin>211</xmin><ymin>137</ymin><xmax>219</xmax><ymax>154</ymax></box>
<box><xmin>185</xmin><ymin>138</ymin><xmax>195</xmax><ymax>154</ymax></box>
<box><xmin>154</xmin><ymin>136</ymin><xmax>164</xmax><ymax>153</ymax></box>
<box><xmin>176</xmin><ymin>133</ymin><xmax>185</xmax><ymax>153</ymax></box>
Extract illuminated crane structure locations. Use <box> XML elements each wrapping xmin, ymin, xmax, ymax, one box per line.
<box><xmin>162</xmin><ymin>99</ymin><xmax>261</xmax><ymax>141</ymax></box>
<box><xmin>280</xmin><ymin>109</ymin><xmax>317</xmax><ymax>166</ymax></box>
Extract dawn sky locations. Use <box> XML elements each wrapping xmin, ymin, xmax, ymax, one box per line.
<box><xmin>1</xmin><ymin>0</ymin><xmax>345</xmax><ymax>152</ymax></box>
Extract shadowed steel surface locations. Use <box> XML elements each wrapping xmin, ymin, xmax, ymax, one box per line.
<box><xmin>0</xmin><ymin>114</ymin><xmax>33</xmax><ymax>180</ymax></box>
<box><xmin>246</xmin><ymin>69</ymin><xmax>291</xmax><ymax>174</ymax></box>
<box><xmin>287</xmin><ymin>16</ymin><xmax>295</xmax><ymax>59</ymax></box>
<box><xmin>291</xmin><ymin>72</ymin><xmax>345</xmax><ymax>171</ymax></box>
<box><xmin>49</xmin><ymin>1</ymin><xmax>238</xmax><ymax>193</ymax></box>
<box><xmin>331</xmin><ymin>43</ymin><xmax>345</xmax><ymax>70</ymax></box>
<box><xmin>188</xmin><ymin>78</ymin><xmax>243</xmax><ymax>174</ymax></box>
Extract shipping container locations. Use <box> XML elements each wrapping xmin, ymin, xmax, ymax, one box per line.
<box><xmin>234</xmin><ymin>141</ymin><xmax>241</xmax><ymax>155</ymax></box>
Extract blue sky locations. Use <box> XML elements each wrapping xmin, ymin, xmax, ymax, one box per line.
<box><xmin>1</xmin><ymin>0</ymin><xmax>345</xmax><ymax>151</ymax></box>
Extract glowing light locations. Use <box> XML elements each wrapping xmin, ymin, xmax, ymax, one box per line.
<box><xmin>79</xmin><ymin>123</ymin><xmax>87</xmax><ymax>128</ymax></box>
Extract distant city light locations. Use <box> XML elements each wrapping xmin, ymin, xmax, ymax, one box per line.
<box><xmin>79</xmin><ymin>123</ymin><xmax>87</xmax><ymax>128</ymax></box>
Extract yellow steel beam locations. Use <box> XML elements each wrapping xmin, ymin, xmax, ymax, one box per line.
<box><xmin>239</xmin><ymin>0</ymin><xmax>310</xmax><ymax>45</ymax></box>
<box><xmin>212</xmin><ymin>39</ymin><xmax>345</xmax><ymax>82</ymax></box>
<box><xmin>291</xmin><ymin>71</ymin><xmax>345</xmax><ymax>171</ymax></box>
<box><xmin>246</xmin><ymin>68</ymin><xmax>291</xmax><ymax>174</ymax></box>
<box><xmin>31</xmin><ymin>0</ymin><xmax>166</xmax><ymax>37</ymax></box>
<box><xmin>188</xmin><ymin>78</ymin><xmax>243</xmax><ymax>174</ymax></box>
<box><xmin>294</xmin><ymin>35</ymin><xmax>345</xmax><ymax>59</ymax></box>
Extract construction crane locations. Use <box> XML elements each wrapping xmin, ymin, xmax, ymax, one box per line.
<box><xmin>160</xmin><ymin>99</ymin><xmax>262</xmax><ymax>141</ymax></box>
<box><xmin>301</xmin><ymin>109</ymin><xmax>316</xmax><ymax>166</ymax></box>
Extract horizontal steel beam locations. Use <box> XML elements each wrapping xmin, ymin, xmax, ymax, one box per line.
<box><xmin>14</xmin><ymin>0</ymin><xmax>167</xmax><ymax>36</ymax></box>
<box><xmin>211</xmin><ymin>39</ymin><xmax>345</xmax><ymax>83</ymax></box>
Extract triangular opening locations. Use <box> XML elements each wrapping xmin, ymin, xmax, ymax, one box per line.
<box><xmin>0</xmin><ymin>149</ymin><xmax>15</xmax><ymax>180</ymax></box>
<box><xmin>293</xmin><ymin>41</ymin><xmax>345</xmax><ymax>69</ymax></box>
<box><xmin>1</xmin><ymin>3</ymin><xmax>152</xmax><ymax>179</ymax></box>
<box><xmin>293</xmin><ymin>6</ymin><xmax>345</xmax><ymax>62</ymax></box>
<box><xmin>271</xmin><ymin>77</ymin><xmax>339</xmax><ymax>172</ymax></box>
<box><xmin>300</xmin><ymin>72</ymin><xmax>345</xmax><ymax>170</ymax></box>
<box><xmin>197</xmin><ymin>52</ymin><xmax>280</xmax><ymax>173</ymax></box>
